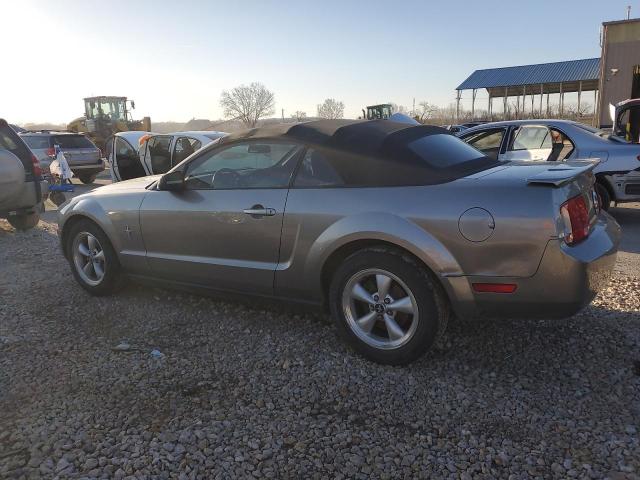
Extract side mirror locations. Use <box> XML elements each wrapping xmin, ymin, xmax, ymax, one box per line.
<box><xmin>158</xmin><ymin>170</ymin><xmax>185</xmax><ymax>191</ymax></box>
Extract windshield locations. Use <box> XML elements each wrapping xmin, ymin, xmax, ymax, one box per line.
<box><xmin>53</xmin><ymin>135</ymin><xmax>96</xmax><ymax>149</ymax></box>
<box><xmin>86</xmin><ymin>98</ymin><xmax>127</xmax><ymax>122</ymax></box>
<box><xmin>22</xmin><ymin>136</ymin><xmax>51</xmax><ymax>149</ymax></box>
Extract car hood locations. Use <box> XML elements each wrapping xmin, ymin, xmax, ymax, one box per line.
<box><xmin>94</xmin><ymin>175</ymin><xmax>161</xmax><ymax>194</ymax></box>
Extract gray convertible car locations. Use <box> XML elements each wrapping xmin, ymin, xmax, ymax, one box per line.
<box><xmin>59</xmin><ymin>120</ymin><xmax>620</xmax><ymax>364</ymax></box>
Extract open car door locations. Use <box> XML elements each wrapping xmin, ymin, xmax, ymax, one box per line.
<box><xmin>611</xmin><ymin>99</ymin><xmax>640</xmax><ymax>143</ymax></box>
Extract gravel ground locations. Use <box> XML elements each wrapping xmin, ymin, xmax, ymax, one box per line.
<box><xmin>1</xmin><ymin>216</ymin><xmax>639</xmax><ymax>480</ymax></box>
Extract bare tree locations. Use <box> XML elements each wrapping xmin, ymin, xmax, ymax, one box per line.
<box><xmin>414</xmin><ymin>101</ymin><xmax>438</xmax><ymax>123</ymax></box>
<box><xmin>292</xmin><ymin>111</ymin><xmax>307</xmax><ymax>122</ymax></box>
<box><xmin>317</xmin><ymin>98</ymin><xmax>345</xmax><ymax>119</ymax></box>
<box><xmin>220</xmin><ymin>82</ymin><xmax>275</xmax><ymax>128</ymax></box>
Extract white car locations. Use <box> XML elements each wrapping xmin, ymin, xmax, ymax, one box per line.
<box><xmin>458</xmin><ymin>120</ymin><xmax>640</xmax><ymax>209</ymax></box>
<box><xmin>108</xmin><ymin>131</ymin><xmax>226</xmax><ymax>182</ymax></box>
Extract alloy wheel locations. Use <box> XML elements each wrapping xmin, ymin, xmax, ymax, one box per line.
<box><xmin>72</xmin><ymin>232</ymin><xmax>106</xmax><ymax>286</ymax></box>
<box><xmin>341</xmin><ymin>268</ymin><xmax>419</xmax><ymax>350</ymax></box>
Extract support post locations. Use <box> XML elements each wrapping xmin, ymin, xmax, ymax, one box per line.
<box><xmin>531</xmin><ymin>93</ymin><xmax>534</xmax><ymax>115</ymax></box>
<box><xmin>546</xmin><ymin>92</ymin><xmax>550</xmax><ymax>116</ymax></box>
<box><xmin>504</xmin><ymin>87</ymin><xmax>508</xmax><ymax>120</ymax></box>
<box><xmin>471</xmin><ymin>89</ymin><xmax>476</xmax><ymax>121</ymax></box>
<box><xmin>559</xmin><ymin>82</ymin><xmax>564</xmax><ymax>116</ymax></box>
<box><xmin>593</xmin><ymin>89</ymin><xmax>598</xmax><ymax>126</ymax></box>
<box><xmin>488</xmin><ymin>95</ymin><xmax>492</xmax><ymax>120</ymax></box>
<box><xmin>456</xmin><ymin>90</ymin><xmax>461</xmax><ymax>123</ymax></box>
<box><xmin>539</xmin><ymin>84</ymin><xmax>543</xmax><ymax>117</ymax></box>
<box><xmin>522</xmin><ymin>85</ymin><xmax>526</xmax><ymax>118</ymax></box>
<box><xmin>577</xmin><ymin>80</ymin><xmax>582</xmax><ymax>119</ymax></box>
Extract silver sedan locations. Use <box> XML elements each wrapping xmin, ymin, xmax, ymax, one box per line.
<box><xmin>58</xmin><ymin>120</ymin><xmax>620</xmax><ymax>365</ymax></box>
<box><xmin>458</xmin><ymin>119</ymin><xmax>640</xmax><ymax>209</ymax></box>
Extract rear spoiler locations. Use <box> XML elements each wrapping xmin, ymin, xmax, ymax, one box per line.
<box><xmin>526</xmin><ymin>160</ymin><xmax>599</xmax><ymax>187</ymax></box>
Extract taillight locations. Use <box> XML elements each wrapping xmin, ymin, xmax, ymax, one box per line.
<box><xmin>46</xmin><ymin>147</ymin><xmax>56</xmax><ymax>158</ymax></box>
<box><xmin>31</xmin><ymin>154</ymin><xmax>42</xmax><ymax>177</ymax></box>
<box><xmin>560</xmin><ymin>194</ymin><xmax>590</xmax><ymax>245</ymax></box>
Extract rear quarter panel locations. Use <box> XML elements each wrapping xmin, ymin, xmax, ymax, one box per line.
<box><xmin>276</xmin><ymin>177</ymin><xmax>557</xmax><ymax>304</ymax></box>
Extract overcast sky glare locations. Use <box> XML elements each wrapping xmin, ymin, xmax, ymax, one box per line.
<box><xmin>1</xmin><ymin>0</ymin><xmax>636</xmax><ymax>124</ymax></box>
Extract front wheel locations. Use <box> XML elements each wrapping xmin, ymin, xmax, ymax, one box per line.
<box><xmin>329</xmin><ymin>247</ymin><xmax>449</xmax><ymax>365</ymax></box>
<box><xmin>66</xmin><ymin>219</ymin><xmax>124</xmax><ymax>295</ymax></box>
<box><xmin>7</xmin><ymin>212</ymin><xmax>40</xmax><ymax>231</ymax></box>
<box><xmin>79</xmin><ymin>174</ymin><xmax>97</xmax><ymax>184</ymax></box>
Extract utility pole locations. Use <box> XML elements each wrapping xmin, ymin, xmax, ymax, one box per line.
<box><xmin>412</xmin><ymin>98</ymin><xmax>416</xmax><ymax>117</ymax></box>
<box><xmin>627</xmin><ymin>5</ymin><xmax>631</xmax><ymax>20</ymax></box>
<box><xmin>281</xmin><ymin>108</ymin><xmax>284</xmax><ymax>121</ymax></box>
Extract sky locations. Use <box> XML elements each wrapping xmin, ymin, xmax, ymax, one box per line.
<box><xmin>1</xmin><ymin>0</ymin><xmax>637</xmax><ymax>124</ymax></box>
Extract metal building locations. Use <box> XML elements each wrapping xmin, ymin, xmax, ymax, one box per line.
<box><xmin>597</xmin><ymin>17</ymin><xmax>640</xmax><ymax>127</ymax></box>
<box><xmin>456</xmin><ymin>58</ymin><xmax>600</xmax><ymax>122</ymax></box>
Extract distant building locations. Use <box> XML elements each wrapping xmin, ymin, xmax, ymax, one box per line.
<box><xmin>597</xmin><ymin>17</ymin><xmax>640</xmax><ymax>126</ymax></box>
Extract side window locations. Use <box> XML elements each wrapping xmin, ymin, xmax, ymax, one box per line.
<box><xmin>184</xmin><ymin>142</ymin><xmax>301</xmax><ymax>190</ymax></box>
<box><xmin>115</xmin><ymin>137</ymin><xmax>137</xmax><ymax>165</ymax></box>
<box><xmin>509</xmin><ymin>126</ymin><xmax>551</xmax><ymax>151</ymax></box>
<box><xmin>548</xmin><ymin>129</ymin><xmax>575</xmax><ymax>161</ymax></box>
<box><xmin>148</xmin><ymin>136</ymin><xmax>172</xmax><ymax>174</ymax></box>
<box><xmin>105</xmin><ymin>137</ymin><xmax>114</xmax><ymax>161</ymax></box>
<box><xmin>461</xmin><ymin>128</ymin><xmax>505</xmax><ymax>160</ymax></box>
<box><xmin>293</xmin><ymin>148</ymin><xmax>345</xmax><ymax>187</ymax></box>
<box><xmin>172</xmin><ymin>137</ymin><xmax>202</xmax><ymax>166</ymax></box>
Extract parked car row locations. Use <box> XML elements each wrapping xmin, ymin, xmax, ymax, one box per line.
<box><xmin>58</xmin><ymin>119</ymin><xmax>621</xmax><ymax>365</ymax></box>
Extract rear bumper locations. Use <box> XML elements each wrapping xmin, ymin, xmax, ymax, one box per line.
<box><xmin>607</xmin><ymin>172</ymin><xmax>640</xmax><ymax>202</ymax></box>
<box><xmin>70</xmin><ymin>161</ymin><xmax>104</xmax><ymax>176</ymax></box>
<box><xmin>445</xmin><ymin>212</ymin><xmax>621</xmax><ymax>319</ymax></box>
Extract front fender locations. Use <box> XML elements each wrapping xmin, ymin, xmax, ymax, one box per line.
<box><xmin>58</xmin><ymin>197</ymin><xmax>122</xmax><ymax>254</ymax></box>
<box><xmin>58</xmin><ymin>189</ymin><xmax>147</xmax><ymax>259</ymax></box>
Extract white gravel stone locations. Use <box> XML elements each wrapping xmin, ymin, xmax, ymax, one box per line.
<box><xmin>1</xmin><ymin>218</ymin><xmax>639</xmax><ymax>479</ymax></box>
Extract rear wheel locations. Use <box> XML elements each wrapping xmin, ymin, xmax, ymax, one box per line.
<box><xmin>7</xmin><ymin>212</ymin><xmax>39</xmax><ymax>231</ymax></box>
<box><xmin>595</xmin><ymin>182</ymin><xmax>611</xmax><ymax>211</ymax></box>
<box><xmin>79</xmin><ymin>174</ymin><xmax>97</xmax><ymax>184</ymax></box>
<box><xmin>329</xmin><ymin>247</ymin><xmax>449</xmax><ymax>365</ymax></box>
<box><xmin>66</xmin><ymin>219</ymin><xmax>124</xmax><ymax>295</ymax></box>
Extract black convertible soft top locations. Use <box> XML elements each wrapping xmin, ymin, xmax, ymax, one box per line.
<box><xmin>220</xmin><ymin>119</ymin><xmax>448</xmax><ymax>157</ymax></box>
<box><xmin>217</xmin><ymin>119</ymin><xmax>499</xmax><ymax>187</ymax></box>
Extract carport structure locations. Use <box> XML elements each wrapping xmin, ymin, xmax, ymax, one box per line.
<box><xmin>456</xmin><ymin>58</ymin><xmax>601</xmax><ymax>123</ymax></box>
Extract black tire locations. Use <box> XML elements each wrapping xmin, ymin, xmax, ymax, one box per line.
<box><xmin>595</xmin><ymin>181</ymin><xmax>611</xmax><ymax>211</ymax></box>
<box><xmin>50</xmin><ymin>191</ymin><xmax>66</xmax><ymax>207</ymax></box>
<box><xmin>7</xmin><ymin>212</ymin><xmax>40</xmax><ymax>231</ymax></box>
<box><xmin>65</xmin><ymin>219</ymin><xmax>124</xmax><ymax>296</ymax></box>
<box><xmin>329</xmin><ymin>247</ymin><xmax>450</xmax><ymax>365</ymax></box>
<box><xmin>79</xmin><ymin>174</ymin><xmax>97</xmax><ymax>184</ymax></box>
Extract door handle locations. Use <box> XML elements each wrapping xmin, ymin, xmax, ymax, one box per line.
<box><xmin>243</xmin><ymin>205</ymin><xmax>276</xmax><ymax>217</ymax></box>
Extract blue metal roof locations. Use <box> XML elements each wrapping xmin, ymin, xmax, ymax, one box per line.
<box><xmin>457</xmin><ymin>58</ymin><xmax>600</xmax><ymax>90</ymax></box>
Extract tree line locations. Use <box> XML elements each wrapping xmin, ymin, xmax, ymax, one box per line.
<box><xmin>220</xmin><ymin>83</ymin><xmax>595</xmax><ymax>128</ymax></box>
